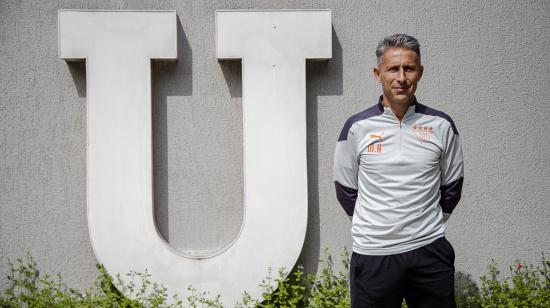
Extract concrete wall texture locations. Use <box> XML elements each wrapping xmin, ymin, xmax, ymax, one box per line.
<box><xmin>1</xmin><ymin>0</ymin><xmax>549</xmax><ymax>293</ymax></box>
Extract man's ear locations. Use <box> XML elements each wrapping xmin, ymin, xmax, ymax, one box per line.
<box><xmin>419</xmin><ymin>65</ymin><xmax>424</xmax><ymax>79</ymax></box>
<box><xmin>373</xmin><ymin>66</ymin><xmax>380</xmax><ymax>83</ymax></box>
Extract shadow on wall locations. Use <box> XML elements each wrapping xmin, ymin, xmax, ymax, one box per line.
<box><xmin>65</xmin><ymin>18</ymin><xmax>343</xmax><ymax>278</ymax></box>
<box><xmin>67</xmin><ymin>61</ymin><xmax>86</xmax><ymax>97</ymax></box>
<box><xmin>298</xmin><ymin>26</ymin><xmax>343</xmax><ymax>276</ymax></box>
<box><xmin>152</xmin><ymin>18</ymin><xmax>193</xmax><ymax>242</ymax></box>
<box><xmin>215</xmin><ymin>26</ymin><xmax>344</xmax><ymax>276</ymax></box>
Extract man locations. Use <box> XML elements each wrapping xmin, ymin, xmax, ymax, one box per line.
<box><xmin>333</xmin><ymin>34</ymin><xmax>464</xmax><ymax>307</ymax></box>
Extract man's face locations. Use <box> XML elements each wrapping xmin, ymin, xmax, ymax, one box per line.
<box><xmin>374</xmin><ymin>47</ymin><xmax>423</xmax><ymax>106</ymax></box>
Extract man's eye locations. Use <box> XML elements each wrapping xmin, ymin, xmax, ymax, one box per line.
<box><xmin>405</xmin><ymin>68</ymin><xmax>415</xmax><ymax>72</ymax></box>
<box><xmin>388</xmin><ymin>68</ymin><xmax>398</xmax><ymax>72</ymax></box>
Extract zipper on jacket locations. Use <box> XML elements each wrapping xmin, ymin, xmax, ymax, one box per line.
<box><xmin>398</xmin><ymin>107</ymin><xmax>414</xmax><ymax>153</ymax></box>
<box><xmin>399</xmin><ymin>121</ymin><xmax>403</xmax><ymax>153</ymax></box>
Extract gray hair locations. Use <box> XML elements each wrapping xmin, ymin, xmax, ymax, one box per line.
<box><xmin>376</xmin><ymin>34</ymin><xmax>421</xmax><ymax>64</ymax></box>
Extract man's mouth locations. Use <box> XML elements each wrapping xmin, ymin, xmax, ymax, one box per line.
<box><xmin>393</xmin><ymin>87</ymin><xmax>409</xmax><ymax>92</ymax></box>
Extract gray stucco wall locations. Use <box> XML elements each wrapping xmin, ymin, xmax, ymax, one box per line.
<box><xmin>1</xmin><ymin>0</ymin><xmax>549</xmax><ymax>293</ymax></box>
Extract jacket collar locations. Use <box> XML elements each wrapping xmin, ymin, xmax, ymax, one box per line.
<box><xmin>377</xmin><ymin>95</ymin><xmax>418</xmax><ymax>119</ymax></box>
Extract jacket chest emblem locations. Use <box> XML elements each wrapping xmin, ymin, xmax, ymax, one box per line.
<box><xmin>412</xmin><ymin>125</ymin><xmax>433</xmax><ymax>142</ymax></box>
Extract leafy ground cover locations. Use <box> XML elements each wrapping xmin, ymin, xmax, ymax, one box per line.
<box><xmin>0</xmin><ymin>251</ymin><xmax>548</xmax><ymax>307</ymax></box>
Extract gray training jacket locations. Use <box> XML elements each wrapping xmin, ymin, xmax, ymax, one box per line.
<box><xmin>334</xmin><ymin>97</ymin><xmax>464</xmax><ymax>255</ymax></box>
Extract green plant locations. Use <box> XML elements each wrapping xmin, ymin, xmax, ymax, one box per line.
<box><xmin>186</xmin><ymin>285</ymin><xmax>222</xmax><ymax>307</ymax></box>
<box><xmin>454</xmin><ymin>271</ymin><xmax>481</xmax><ymax>308</ymax></box>
<box><xmin>306</xmin><ymin>249</ymin><xmax>350</xmax><ymax>307</ymax></box>
<box><xmin>2</xmin><ymin>252</ymin><xmax>549</xmax><ymax>307</ymax></box>
<box><xmin>0</xmin><ymin>253</ymin><xmax>84</xmax><ymax>307</ymax></box>
<box><xmin>471</xmin><ymin>254</ymin><xmax>550</xmax><ymax>307</ymax></box>
<box><xmin>0</xmin><ymin>252</ymin><xmax>349</xmax><ymax>308</ymax></box>
<box><xmin>0</xmin><ymin>253</ymin><xmax>181</xmax><ymax>307</ymax></box>
<box><xmin>235</xmin><ymin>249</ymin><xmax>350</xmax><ymax>308</ymax></box>
<box><xmin>255</xmin><ymin>267</ymin><xmax>307</xmax><ymax>307</ymax></box>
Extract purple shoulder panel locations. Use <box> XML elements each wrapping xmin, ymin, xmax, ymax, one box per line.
<box><xmin>338</xmin><ymin>99</ymin><xmax>384</xmax><ymax>141</ymax></box>
<box><xmin>415</xmin><ymin>102</ymin><xmax>459</xmax><ymax>135</ymax></box>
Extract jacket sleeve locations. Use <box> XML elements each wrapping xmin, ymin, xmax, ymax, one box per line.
<box><xmin>334</xmin><ymin>124</ymin><xmax>359</xmax><ymax>217</ymax></box>
<box><xmin>439</xmin><ymin>123</ymin><xmax>464</xmax><ymax>221</ymax></box>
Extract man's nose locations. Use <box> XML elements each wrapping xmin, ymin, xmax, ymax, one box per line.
<box><xmin>397</xmin><ymin>68</ymin><xmax>406</xmax><ymax>82</ymax></box>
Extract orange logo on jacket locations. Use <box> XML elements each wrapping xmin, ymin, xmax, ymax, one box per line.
<box><xmin>367</xmin><ymin>143</ymin><xmax>383</xmax><ymax>153</ymax></box>
<box><xmin>370</xmin><ymin>134</ymin><xmax>383</xmax><ymax>141</ymax></box>
<box><xmin>368</xmin><ymin>132</ymin><xmax>383</xmax><ymax>153</ymax></box>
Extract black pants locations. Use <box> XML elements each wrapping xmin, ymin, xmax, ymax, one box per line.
<box><xmin>350</xmin><ymin>237</ymin><xmax>456</xmax><ymax>308</ymax></box>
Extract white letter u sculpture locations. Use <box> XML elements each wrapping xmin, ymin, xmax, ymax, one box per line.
<box><xmin>58</xmin><ymin>9</ymin><xmax>331</xmax><ymax>305</ymax></box>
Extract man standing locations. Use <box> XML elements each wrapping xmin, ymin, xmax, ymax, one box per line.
<box><xmin>334</xmin><ymin>34</ymin><xmax>464</xmax><ymax>307</ymax></box>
